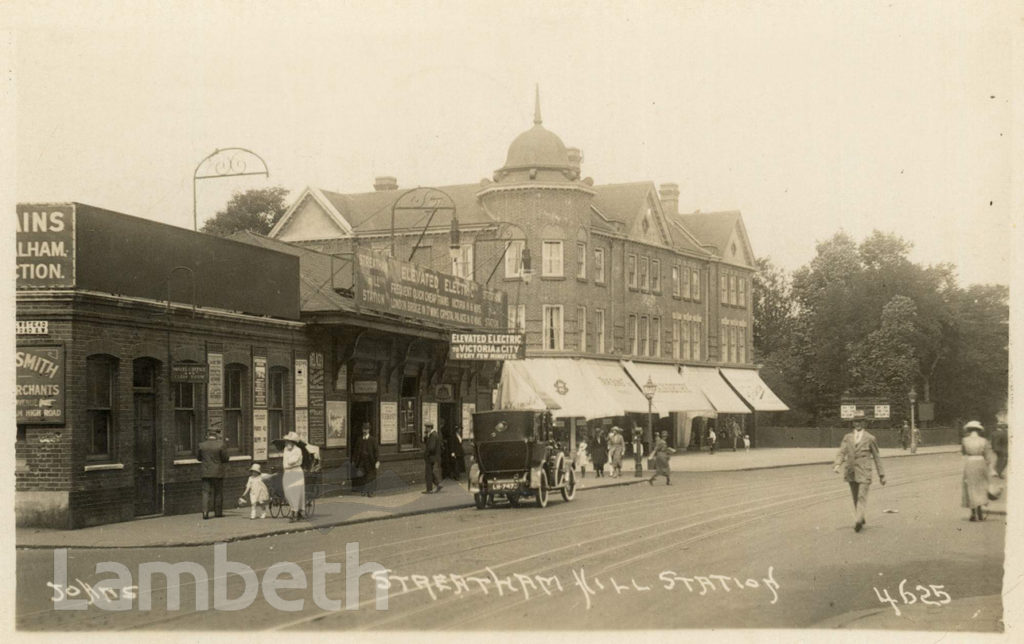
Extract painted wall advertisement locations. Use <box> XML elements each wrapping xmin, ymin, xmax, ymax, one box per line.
<box><xmin>380</xmin><ymin>401</ymin><xmax>398</xmax><ymax>445</ymax></box>
<box><xmin>295</xmin><ymin>408</ymin><xmax>309</xmax><ymax>443</ymax></box>
<box><xmin>253</xmin><ymin>356</ymin><xmax>267</xmax><ymax>408</ymax></box>
<box><xmin>461</xmin><ymin>402</ymin><xmax>476</xmax><ymax>440</ymax></box>
<box><xmin>252</xmin><ymin>409</ymin><xmax>268</xmax><ymax>461</ymax></box>
<box><xmin>16</xmin><ymin>204</ymin><xmax>76</xmax><ymax>289</ymax></box>
<box><xmin>295</xmin><ymin>358</ymin><xmax>308</xmax><ymax>408</ymax></box>
<box><xmin>308</xmin><ymin>351</ymin><xmax>325</xmax><ymax>446</ymax></box>
<box><xmin>16</xmin><ymin>345</ymin><xmax>65</xmax><ymax>424</ymax></box>
<box><xmin>449</xmin><ymin>333</ymin><xmax>526</xmax><ymax>360</ymax></box>
<box><xmin>207</xmin><ymin>353</ymin><xmax>223</xmax><ymax>408</ymax></box>
<box><xmin>353</xmin><ymin>250</ymin><xmax>507</xmax><ymax>330</ymax></box>
<box><xmin>326</xmin><ymin>400</ymin><xmax>347</xmax><ymax>447</ymax></box>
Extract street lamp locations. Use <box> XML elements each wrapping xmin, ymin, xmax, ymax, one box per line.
<box><xmin>642</xmin><ymin>376</ymin><xmax>657</xmax><ymax>477</ymax></box>
<box><xmin>193</xmin><ymin>148</ymin><xmax>269</xmax><ymax>231</ymax></box>
<box><xmin>389</xmin><ymin>187</ymin><xmax>455</xmax><ymax>259</ymax></box>
<box><xmin>908</xmin><ymin>386</ymin><xmax>918</xmax><ymax>454</ymax></box>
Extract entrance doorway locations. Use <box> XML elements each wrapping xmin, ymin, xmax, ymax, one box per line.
<box><xmin>133</xmin><ymin>358</ymin><xmax>160</xmax><ymax>516</ymax></box>
<box><xmin>438</xmin><ymin>402</ymin><xmax>458</xmax><ymax>479</ymax></box>
<box><xmin>350</xmin><ymin>399</ymin><xmax>376</xmax><ymax>485</ymax></box>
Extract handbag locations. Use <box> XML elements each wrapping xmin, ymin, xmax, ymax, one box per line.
<box><xmin>987</xmin><ymin>478</ymin><xmax>1004</xmax><ymax>501</ymax></box>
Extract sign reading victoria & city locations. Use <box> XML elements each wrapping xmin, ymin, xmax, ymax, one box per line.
<box><xmin>354</xmin><ymin>250</ymin><xmax>507</xmax><ymax>330</ymax></box>
<box><xmin>449</xmin><ymin>333</ymin><xmax>526</xmax><ymax>360</ymax></box>
<box><xmin>16</xmin><ymin>345</ymin><xmax>65</xmax><ymax>424</ymax></box>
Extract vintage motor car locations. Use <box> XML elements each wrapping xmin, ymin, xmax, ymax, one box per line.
<box><xmin>468</xmin><ymin>409</ymin><xmax>576</xmax><ymax>509</ymax></box>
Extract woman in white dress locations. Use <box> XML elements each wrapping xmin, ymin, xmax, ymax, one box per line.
<box><xmin>961</xmin><ymin>420</ymin><xmax>995</xmax><ymax>522</ymax></box>
<box><xmin>279</xmin><ymin>431</ymin><xmax>306</xmax><ymax>522</ymax></box>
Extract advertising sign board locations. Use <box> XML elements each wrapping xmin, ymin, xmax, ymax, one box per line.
<box><xmin>449</xmin><ymin>333</ymin><xmax>526</xmax><ymax>360</ymax></box>
<box><xmin>16</xmin><ymin>345</ymin><xmax>65</xmax><ymax>424</ymax></box>
<box><xmin>16</xmin><ymin>204</ymin><xmax>75</xmax><ymax>289</ymax></box>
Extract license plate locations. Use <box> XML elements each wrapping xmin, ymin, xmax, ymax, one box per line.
<box><xmin>490</xmin><ymin>480</ymin><xmax>519</xmax><ymax>492</ymax></box>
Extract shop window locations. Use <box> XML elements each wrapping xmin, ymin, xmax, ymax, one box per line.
<box><xmin>639</xmin><ymin>257</ymin><xmax>650</xmax><ymax>292</ymax></box>
<box><xmin>594</xmin><ymin>248</ymin><xmax>605</xmax><ymax>284</ymax></box>
<box><xmin>652</xmin><ymin>317</ymin><xmax>661</xmax><ymax>357</ymax></box>
<box><xmin>268</xmin><ymin>367</ymin><xmax>287</xmax><ymax>446</ymax></box>
<box><xmin>595</xmin><ymin>309</ymin><xmax>605</xmax><ymax>353</ymax></box>
<box><xmin>86</xmin><ymin>354</ymin><xmax>117</xmax><ymax>460</ymax></box>
<box><xmin>542</xmin><ymin>305</ymin><xmax>564</xmax><ymax>350</ymax></box>
<box><xmin>224</xmin><ymin>364</ymin><xmax>249</xmax><ymax>453</ymax></box>
<box><xmin>627</xmin><ymin>254</ymin><xmax>637</xmax><ymax>289</ymax></box>
<box><xmin>174</xmin><ymin>379</ymin><xmax>197</xmax><ymax>455</ymax></box>
<box><xmin>542</xmin><ymin>241</ymin><xmax>563</xmax><ymax>277</ymax></box>
<box><xmin>651</xmin><ymin>260</ymin><xmax>661</xmax><ymax>294</ymax></box>
<box><xmin>577</xmin><ymin>305</ymin><xmax>587</xmax><ymax>352</ymax></box>
<box><xmin>504</xmin><ymin>240</ymin><xmax>525</xmax><ymax>279</ymax></box>
<box><xmin>576</xmin><ymin>242</ymin><xmax>587</xmax><ymax>280</ymax></box>
<box><xmin>399</xmin><ymin>376</ymin><xmax>420</xmax><ymax>452</ymax></box>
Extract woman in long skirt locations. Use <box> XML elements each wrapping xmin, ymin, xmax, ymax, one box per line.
<box><xmin>648</xmin><ymin>431</ymin><xmax>676</xmax><ymax>485</ymax></box>
<box><xmin>281</xmin><ymin>431</ymin><xmax>306</xmax><ymax>522</ymax></box>
<box><xmin>591</xmin><ymin>431</ymin><xmax>608</xmax><ymax>478</ymax></box>
<box><xmin>961</xmin><ymin>420</ymin><xmax>994</xmax><ymax>521</ymax></box>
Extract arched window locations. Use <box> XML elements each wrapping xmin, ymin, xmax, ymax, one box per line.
<box><xmin>86</xmin><ymin>354</ymin><xmax>118</xmax><ymax>460</ymax></box>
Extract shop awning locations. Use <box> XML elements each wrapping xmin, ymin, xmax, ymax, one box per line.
<box><xmin>680</xmin><ymin>366</ymin><xmax>751</xmax><ymax>414</ymax></box>
<box><xmin>621</xmin><ymin>361</ymin><xmax>715</xmax><ymax>417</ymax></box>
<box><xmin>719</xmin><ymin>368</ymin><xmax>789</xmax><ymax>412</ymax></box>
<box><xmin>582</xmin><ymin>359</ymin><xmax>659</xmax><ymax>415</ymax></box>
<box><xmin>497</xmin><ymin>359</ymin><xmax>622</xmax><ymax>418</ymax></box>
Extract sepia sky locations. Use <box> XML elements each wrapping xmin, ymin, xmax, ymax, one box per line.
<box><xmin>6</xmin><ymin>0</ymin><xmax>1018</xmax><ymax>287</ymax></box>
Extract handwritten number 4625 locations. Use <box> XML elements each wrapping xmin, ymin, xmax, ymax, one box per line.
<box><xmin>873</xmin><ymin>580</ymin><xmax>951</xmax><ymax>616</ymax></box>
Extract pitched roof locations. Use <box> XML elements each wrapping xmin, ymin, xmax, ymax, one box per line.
<box><xmin>318</xmin><ymin>184</ymin><xmax>495</xmax><ymax>235</ymax></box>
<box><xmin>593</xmin><ymin>183</ymin><xmax>709</xmax><ymax>256</ymax></box>
<box><xmin>228</xmin><ymin>231</ymin><xmax>354</xmax><ymax>313</ymax></box>
<box><xmin>673</xmin><ymin>210</ymin><xmax>743</xmax><ymax>255</ymax></box>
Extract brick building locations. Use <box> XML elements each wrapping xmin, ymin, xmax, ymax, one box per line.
<box><xmin>268</xmin><ymin>92</ymin><xmax>787</xmax><ymax>451</ymax></box>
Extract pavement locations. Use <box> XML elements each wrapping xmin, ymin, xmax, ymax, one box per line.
<box><xmin>16</xmin><ymin>445</ymin><xmax>961</xmax><ymax>549</ymax></box>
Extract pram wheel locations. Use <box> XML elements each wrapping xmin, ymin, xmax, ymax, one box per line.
<box><xmin>269</xmin><ymin>496</ymin><xmax>284</xmax><ymax>518</ymax></box>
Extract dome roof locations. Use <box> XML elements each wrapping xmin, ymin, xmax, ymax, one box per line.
<box><xmin>503</xmin><ymin>124</ymin><xmax>570</xmax><ymax>169</ymax></box>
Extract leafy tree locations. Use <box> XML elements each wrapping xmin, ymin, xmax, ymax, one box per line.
<box><xmin>847</xmin><ymin>295</ymin><xmax>920</xmax><ymax>422</ymax></box>
<box><xmin>752</xmin><ymin>256</ymin><xmax>795</xmax><ymax>358</ymax></box>
<box><xmin>201</xmin><ymin>186</ymin><xmax>290</xmax><ymax>237</ymax></box>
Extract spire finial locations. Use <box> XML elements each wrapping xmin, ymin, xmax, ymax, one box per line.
<box><xmin>534</xmin><ymin>84</ymin><xmax>542</xmax><ymax>125</ymax></box>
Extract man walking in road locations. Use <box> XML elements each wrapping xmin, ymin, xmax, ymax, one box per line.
<box><xmin>423</xmin><ymin>422</ymin><xmax>443</xmax><ymax>494</ymax></box>
<box><xmin>197</xmin><ymin>429</ymin><xmax>230</xmax><ymax>519</ymax></box>
<box><xmin>833</xmin><ymin>420</ymin><xmax>886</xmax><ymax>532</ymax></box>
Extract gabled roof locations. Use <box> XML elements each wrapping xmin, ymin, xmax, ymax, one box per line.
<box><xmin>673</xmin><ymin>210</ymin><xmax>756</xmax><ymax>267</ymax></box>
<box><xmin>319</xmin><ymin>184</ymin><xmax>495</xmax><ymax>235</ymax></box>
<box><xmin>228</xmin><ymin>231</ymin><xmax>354</xmax><ymax>313</ymax></box>
<box><xmin>591</xmin><ymin>182</ymin><xmax>674</xmax><ymax>247</ymax></box>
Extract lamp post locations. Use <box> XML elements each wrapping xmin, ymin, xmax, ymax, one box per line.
<box><xmin>908</xmin><ymin>387</ymin><xmax>918</xmax><ymax>454</ymax></box>
<box><xmin>193</xmin><ymin>148</ymin><xmax>269</xmax><ymax>231</ymax></box>
<box><xmin>389</xmin><ymin>187</ymin><xmax>455</xmax><ymax>259</ymax></box>
<box><xmin>642</xmin><ymin>376</ymin><xmax>657</xmax><ymax>477</ymax></box>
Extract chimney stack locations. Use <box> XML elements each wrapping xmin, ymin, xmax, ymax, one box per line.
<box><xmin>659</xmin><ymin>183</ymin><xmax>680</xmax><ymax>215</ymax></box>
<box><xmin>374</xmin><ymin>176</ymin><xmax>398</xmax><ymax>191</ymax></box>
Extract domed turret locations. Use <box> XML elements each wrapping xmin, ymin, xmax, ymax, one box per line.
<box><xmin>494</xmin><ymin>86</ymin><xmax>578</xmax><ymax>183</ymax></box>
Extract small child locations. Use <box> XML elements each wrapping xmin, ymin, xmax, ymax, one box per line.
<box><xmin>239</xmin><ymin>463</ymin><xmax>270</xmax><ymax>519</ymax></box>
<box><xmin>743</xmin><ymin>433</ymin><xmax>751</xmax><ymax>452</ymax></box>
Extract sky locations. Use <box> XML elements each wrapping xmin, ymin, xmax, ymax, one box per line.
<box><xmin>5</xmin><ymin>0</ymin><xmax>1019</xmax><ymax>287</ymax></box>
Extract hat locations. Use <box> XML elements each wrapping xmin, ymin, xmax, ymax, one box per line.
<box><xmin>249</xmin><ymin>463</ymin><xmax>262</xmax><ymax>474</ymax></box>
<box><xmin>425</xmin><ymin>422</ymin><xmax>434</xmax><ymax>429</ymax></box>
<box><xmin>272</xmin><ymin>431</ymin><xmax>306</xmax><ymax>450</ymax></box>
<box><xmin>964</xmin><ymin>420</ymin><xmax>984</xmax><ymax>432</ymax></box>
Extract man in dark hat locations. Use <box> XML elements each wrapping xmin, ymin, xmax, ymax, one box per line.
<box><xmin>354</xmin><ymin>422</ymin><xmax>380</xmax><ymax>497</ymax></box>
<box><xmin>423</xmin><ymin>422</ymin><xmax>443</xmax><ymax>493</ymax></box>
<box><xmin>833</xmin><ymin>419</ymin><xmax>886</xmax><ymax>532</ymax></box>
<box><xmin>197</xmin><ymin>429</ymin><xmax>230</xmax><ymax>519</ymax></box>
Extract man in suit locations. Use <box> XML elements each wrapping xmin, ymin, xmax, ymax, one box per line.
<box><xmin>833</xmin><ymin>420</ymin><xmax>886</xmax><ymax>532</ymax></box>
<box><xmin>423</xmin><ymin>422</ymin><xmax>443</xmax><ymax>494</ymax></box>
<box><xmin>354</xmin><ymin>422</ymin><xmax>380</xmax><ymax>497</ymax></box>
<box><xmin>197</xmin><ymin>429</ymin><xmax>230</xmax><ymax>519</ymax></box>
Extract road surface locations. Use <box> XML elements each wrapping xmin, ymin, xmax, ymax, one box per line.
<box><xmin>16</xmin><ymin>452</ymin><xmax>1005</xmax><ymax>632</ymax></box>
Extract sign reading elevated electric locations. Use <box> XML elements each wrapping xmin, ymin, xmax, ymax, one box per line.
<box><xmin>449</xmin><ymin>333</ymin><xmax>526</xmax><ymax>360</ymax></box>
<box><xmin>353</xmin><ymin>250</ymin><xmax>507</xmax><ymax>330</ymax></box>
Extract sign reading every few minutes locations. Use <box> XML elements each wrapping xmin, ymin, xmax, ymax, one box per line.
<box><xmin>449</xmin><ymin>333</ymin><xmax>526</xmax><ymax>360</ymax></box>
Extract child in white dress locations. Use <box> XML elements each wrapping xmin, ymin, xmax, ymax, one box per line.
<box><xmin>239</xmin><ymin>463</ymin><xmax>270</xmax><ymax>519</ymax></box>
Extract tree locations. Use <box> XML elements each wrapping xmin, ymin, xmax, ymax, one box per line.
<box><xmin>752</xmin><ymin>256</ymin><xmax>794</xmax><ymax>357</ymax></box>
<box><xmin>846</xmin><ymin>295</ymin><xmax>920</xmax><ymax>422</ymax></box>
<box><xmin>201</xmin><ymin>186</ymin><xmax>290</xmax><ymax>237</ymax></box>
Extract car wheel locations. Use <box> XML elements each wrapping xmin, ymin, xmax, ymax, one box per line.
<box><xmin>561</xmin><ymin>467</ymin><xmax>576</xmax><ymax>502</ymax></box>
<box><xmin>535</xmin><ymin>470</ymin><xmax>549</xmax><ymax>508</ymax></box>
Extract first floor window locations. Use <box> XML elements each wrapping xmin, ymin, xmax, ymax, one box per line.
<box><xmin>672</xmin><ymin>266</ymin><xmax>681</xmax><ymax>297</ymax></box>
<box><xmin>690</xmin><ymin>321</ymin><xmax>701</xmax><ymax>360</ymax></box>
<box><xmin>652</xmin><ymin>317</ymin><xmax>661</xmax><ymax>357</ymax></box>
<box><xmin>639</xmin><ymin>316</ymin><xmax>649</xmax><ymax>357</ymax></box>
<box><xmin>576</xmin><ymin>242</ymin><xmax>587</xmax><ymax>279</ymax></box>
<box><xmin>508</xmin><ymin>304</ymin><xmax>527</xmax><ymax>333</ymax></box>
<box><xmin>721</xmin><ymin>274</ymin><xmax>729</xmax><ymax>304</ymax></box>
<box><xmin>738</xmin><ymin>277</ymin><xmax>747</xmax><ymax>307</ymax></box>
<box><xmin>224</xmin><ymin>365</ymin><xmax>248</xmax><ymax>452</ymax></box>
<box><xmin>87</xmin><ymin>355</ymin><xmax>117</xmax><ymax>459</ymax></box>
<box><xmin>627</xmin><ymin>255</ymin><xmax>637</xmax><ymax>289</ymax></box>
<box><xmin>628</xmin><ymin>315</ymin><xmax>637</xmax><ymax>355</ymax></box>
<box><xmin>452</xmin><ymin>243</ymin><xmax>474</xmax><ymax>279</ymax></box>
<box><xmin>268</xmin><ymin>367</ymin><xmax>287</xmax><ymax>445</ymax></box>
<box><xmin>504</xmin><ymin>240</ymin><xmax>525</xmax><ymax>279</ymax></box>
<box><xmin>542</xmin><ymin>241</ymin><xmax>563</xmax><ymax>277</ymax></box>
<box><xmin>672</xmin><ymin>318</ymin><xmax>682</xmax><ymax>359</ymax></box>
<box><xmin>542</xmin><ymin>305</ymin><xmax>564</xmax><ymax>350</ymax></box>
<box><xmin>175</xmin><ymin>381</ymin><xmax>197</xmax><ymax>454</ymax></box>
<box><xmin>729</xmin><ymin>274</ymin><xmax>738</xmax><ymax>306</ymax></box>
<box><xmin>681</xmin><ymin>320</ymin><xmax>691</xmax><ymax>360</ymax></box>
<box><xmin>595</xmin><ymin>309</ymin><xmax>606</xmax><ymax>353</ymax></box>
<box><xmin>651</xmin><ymin>260</ymin><xmax>661</xmax><ymax>293</ymax></box>
<box><xmin>640</xmin><ymin>257</ymin><xmax>650</xmax><ymax>292</ymax></box>
<box><xmin>691</xmin><ymin>269</ymin><xmax>701</xmax><ymax>301</ymax></box>
<box><xmin>738</xmin><ymin>327</ymin><xmax>747</xmax><ymax>364</ymax></box>
<box><xmin>577</xmin><ymin>305</ymin><xmax>587</xmax><ymax>352</ymax></box>
<box><xmin>594</xmin><ymin>247</ymin><xmax>606</xmax><ymax>283</ymax></box>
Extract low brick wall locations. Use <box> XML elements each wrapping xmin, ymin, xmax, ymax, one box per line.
<box><xmin>757</xmin><ymin>426</ymin><xmax>961</xmax><ymax>449</ymax></box>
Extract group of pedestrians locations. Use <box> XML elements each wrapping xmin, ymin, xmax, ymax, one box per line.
<box><xmin>833</xmin><ymin>418</ymin><xmax>1009</xmax><ymax>532</ymax></box>
<box><xmin>575</xmin><ymin>427</ymin><xmax>631</xmax><ymax>478</ymax></box>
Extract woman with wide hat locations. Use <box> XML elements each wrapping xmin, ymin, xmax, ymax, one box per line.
<box><xmin>961</xmin><ymin>420</ymin><xmax>995</xmax><ymax>522</ymax></box>
<box><xmin>274</xmin><ymin>431</ymin><xmax>307</xmax><ymax>522</ymax></box>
